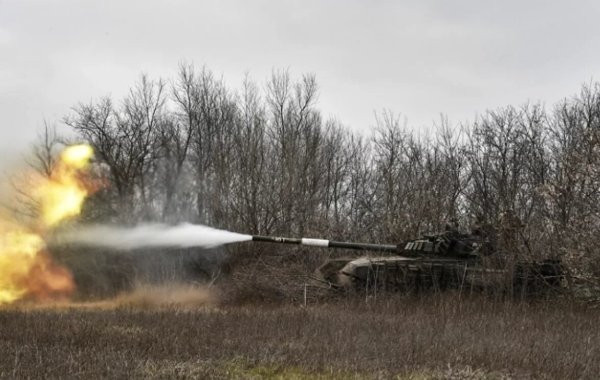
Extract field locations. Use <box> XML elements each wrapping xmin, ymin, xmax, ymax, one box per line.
<box><xmin>1</xmin><ymin>293</ymin><xmax>598</xmax><ymax>379</ymax></box>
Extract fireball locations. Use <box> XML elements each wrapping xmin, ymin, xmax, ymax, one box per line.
<box><xmin>0</xmin><ymin>144</ymin><xmax>93</xmax><ymax>305</ymax></box>
<box><xmin>37</xmin><ymin>144</ymin><xmax>94</xmax><ymax>227</ymax></box>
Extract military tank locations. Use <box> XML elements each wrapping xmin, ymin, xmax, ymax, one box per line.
<box><xmin>251</xmin><ymin>228</ymin><xmax>563</xmax><ymax>296</ymax></box>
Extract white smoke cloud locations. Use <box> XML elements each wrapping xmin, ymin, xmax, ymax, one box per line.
<box><xmin>55</xmin><ymin>223</ymin><xmax>252</xmax><ymax>250</ymax></box>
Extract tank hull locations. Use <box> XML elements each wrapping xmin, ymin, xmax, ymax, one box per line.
<box><xmin>315</xmin><ymin>256</ymin><xmax>563</xmax><ymax>296</ymax></box>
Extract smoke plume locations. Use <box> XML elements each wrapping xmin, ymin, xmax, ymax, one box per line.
<box><xmin>55</xmin><ymin>223</ymin><xmax>252</xmax><ymax>250</ymax></box>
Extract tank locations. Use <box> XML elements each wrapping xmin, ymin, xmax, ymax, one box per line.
<box><xmin>251</xmin><ymin>228</ymin><xmax>563</xmax><ymax>296</ymax></box>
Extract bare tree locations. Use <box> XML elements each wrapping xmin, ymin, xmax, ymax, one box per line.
<box><xmin>65</xmin><ymin>75</ymin><xmax>166</xmax><ymax>222</ymax></box>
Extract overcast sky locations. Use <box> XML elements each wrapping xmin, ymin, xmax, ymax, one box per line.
<box><xmin>2</xmin><ymin>0</ymin><xmax>600</xmax><ymax>159</ymax></box>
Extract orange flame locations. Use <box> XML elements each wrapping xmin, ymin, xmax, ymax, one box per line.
<box><xmin>36</xmin><ymin>144</ymin><xmax>94</xmax><ymax>227</ymax></box>
<box><xmin>0</xmin><ymin>144</ymin><xmax>93</xmax><ymax>305</ymax></box>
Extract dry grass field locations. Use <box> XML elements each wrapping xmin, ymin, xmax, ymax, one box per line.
<box><xmin>0</xmin><ymin>292</ymin><xmax>598</xmax><ymax>379</ymax></box>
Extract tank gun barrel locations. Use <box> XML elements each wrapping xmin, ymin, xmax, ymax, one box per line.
<box><xmin>251</xmin><ymin>235</ymin><xmax>398</xmax><ymax>253</ymax></box>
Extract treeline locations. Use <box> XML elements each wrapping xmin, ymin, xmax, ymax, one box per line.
<box><xmin>46</xmin><ymin>65</ymin><xmax>600</xmax><ymax>276</ymax></box>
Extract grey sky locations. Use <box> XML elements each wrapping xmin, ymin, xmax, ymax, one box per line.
<box><xmin>1</xmin><ymin>0</ymin><xmax>600</xmax><ymax>159</ymax></box>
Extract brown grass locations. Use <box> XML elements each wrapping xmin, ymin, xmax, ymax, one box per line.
<box><xmin>110</xmin><ymin>283</ymin><xmax>216</xmax><ymax>309</ymax></box>
<box><xmin>0</xmin><ymin>294</ymin><xmax>598</xmax><ymax>379</ymax></box>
